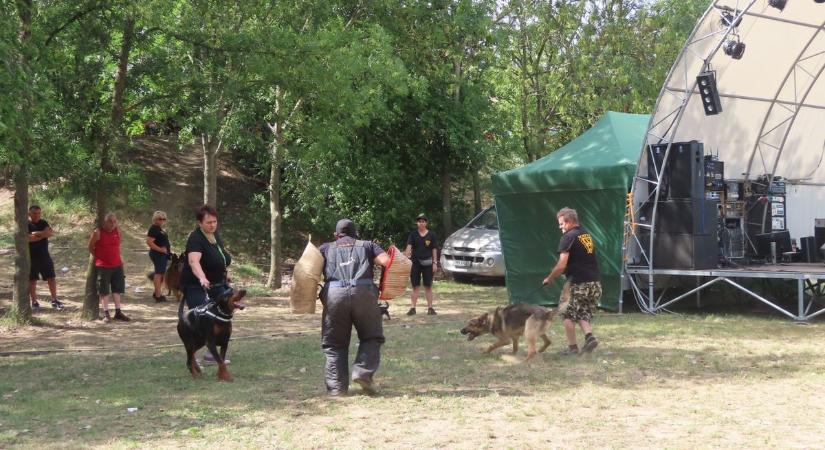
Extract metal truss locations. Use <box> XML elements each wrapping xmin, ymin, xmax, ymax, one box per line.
<box><xmin>622</xmin><ymin>1</ymin><xmax>759</xmax><ymax>315</ymax></box>
<box><xmin>624</xmin><ymin>266</ymin><xmax>825</xmax><ymax>321</ymax></box>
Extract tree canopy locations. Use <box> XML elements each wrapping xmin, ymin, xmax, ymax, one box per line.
<box><xmin>1</xmin><ymin>0</ymin><xmax>708</xmax><ymax>317</ymax></box>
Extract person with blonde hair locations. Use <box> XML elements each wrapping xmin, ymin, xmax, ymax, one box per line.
<box><xmin>146</xmin><ymin>210</ymin><xmax>172</xmax><ymax>302</ymax></box>
<box><xmin>542</xmin><ymin>207</ymin><xmax>601</xmax><ymax>355</ymax></box>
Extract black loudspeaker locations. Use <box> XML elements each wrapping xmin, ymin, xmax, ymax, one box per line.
<box><xmin>647</xmin><ymin>141</ymin><xmax>705</xmax><ymax>200</ymax></box>
<box><xmin>638</xmin><ymin>230</ymin><xmax>718</xmax><ymax>270</ymax></box>
<box><xmin>815</xmin><ymin>222</ymin><xmax>825</xmax><ymax>252</ymax></box>
<box><xmin>638</xmin><ymin>199</ymin><xmax>718</xmax><ymax>235</ymax></box>
<box><xmin>801</xmin><ymin>236</ymin><xmax>818</xmax><ymax>263</ymax></box>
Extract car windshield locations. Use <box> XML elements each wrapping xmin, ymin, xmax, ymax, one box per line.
<box><xmin>468</xmin><ymin>207</ymin><xmax>498</xmax><ymax>230</ymax></box>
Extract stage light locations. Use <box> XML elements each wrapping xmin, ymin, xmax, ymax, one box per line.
<box><xmin>769</xmin><ymin>0</ymin><xmax>786</xmax><ymax>10</ymax></box>
<box><xmin>720</xmin><ymin>10</ymin><xmax>743</xmax><ymax>28</ymax></box>
<box><xmin>696</xmin><ymin>71</ymin><xmax>723</xmax><ymax>116</ymax></box>
<box><xmin>723</xmin><ymin>39</ymin><xmax>746</xmax><ymax>60</ymax></box>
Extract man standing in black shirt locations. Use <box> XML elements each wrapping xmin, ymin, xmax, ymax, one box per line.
<box><xmin>542</xmin><ymin>207</ymin><xmax>601</xmax><ymax>355</ymax></box>
<box><xmin>28</xmin><ymin>205</ymin><xmax>63</xmax><ymax>310</ymax></box>
<box><xmin>404</xmin><ymin>213</ymin><xmax>439</xmax><ymax>315</ymax></box>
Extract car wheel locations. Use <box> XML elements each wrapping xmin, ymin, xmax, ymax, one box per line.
<box><xmin>453</xmin><ymin>273</ymin><xmax>474</xmax><ymax>283</ymax></box>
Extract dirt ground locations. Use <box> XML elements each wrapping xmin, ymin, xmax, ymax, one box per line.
<box><xmin>0</xmin><ymin>253</ymin><xmax>455</xmax><ymax>354</ymax></box>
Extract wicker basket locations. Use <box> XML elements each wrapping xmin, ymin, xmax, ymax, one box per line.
<box><xmin>290</xmin><ymin>239</ymin><xmax>324</xmax><ymax>314</ymax></box>
<box><xmin>379</xmin><ymin>245</ymin><xmax>412</xmax><ymax>300</ymax></box>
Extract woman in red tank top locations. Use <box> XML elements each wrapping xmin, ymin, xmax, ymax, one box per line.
<box><xmin>88</xmin><ymin>213</ymin><xmax>129</xmax><ymax>323</ymax></box>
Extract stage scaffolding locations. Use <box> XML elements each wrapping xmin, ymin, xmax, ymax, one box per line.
<box><xmin>624</xmin><ymin>263</ymin><xmax>825</xmax><ymax>321</ymax></box>
<box><xmin>623</xmin><ymin>0</ymin><xmax>825</xmax><ymax>321</ymax></box>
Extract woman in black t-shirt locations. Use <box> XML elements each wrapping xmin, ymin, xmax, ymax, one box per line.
<box><xmin>146</xmin><ymin>210</ymin><xmax>171</xmax><ymax>303</ymax></box>
<box><xmin>404</xmin><ymin>213</ymin><xmax>439</xmax><ymax>316</ymax></box>
<box><xmin>180</xmin><ymin>204</ymin><xmax>232</xmax><ymax>310</ymax></box>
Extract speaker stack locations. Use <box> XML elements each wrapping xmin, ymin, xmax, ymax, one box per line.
<box><xmin>640</xmin><ymin>141</ymin><xmax>718</xmax><ymax>270</ymax></box>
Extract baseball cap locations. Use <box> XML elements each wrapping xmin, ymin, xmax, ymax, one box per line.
<box><xmin>334</xmin><ymin>218</ymin><xmax>357</xmax><ymax>237</ymax></box>
<box><xmin>415</xmin><ymin>213</ymin><xmax>428</xmax><ymax>222</ymax></box>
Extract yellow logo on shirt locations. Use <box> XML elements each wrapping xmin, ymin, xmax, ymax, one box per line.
<box><xmin>425</xmin><ymin>240</ymin><xmax>431</xmax><ymax>247</ymax></box>
<box><xmin>578</xmin><ymin>234</ymin><xmax>594</xmax><ymax>254</ymax></box>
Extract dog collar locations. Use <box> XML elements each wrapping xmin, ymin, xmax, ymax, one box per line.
<box><xmin>203</xmin><ymin>308</ymin><xmax>232</xmax><ymax>323</ymax></box>
<box><xmin>200</xmin><ymin>302</ymin><xmax>233</xmax><ymax>322</ymax></box>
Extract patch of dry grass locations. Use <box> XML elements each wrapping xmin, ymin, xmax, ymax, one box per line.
<box><xmin>2</xmin><ymin>280</ymin><xmax>825</xmax><ymax>449</ymax></box>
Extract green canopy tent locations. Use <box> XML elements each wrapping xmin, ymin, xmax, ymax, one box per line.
<box><xmin>491</xmin><ymin>111</ymin><xmax>650</xmax><ymax>310</ymax></box>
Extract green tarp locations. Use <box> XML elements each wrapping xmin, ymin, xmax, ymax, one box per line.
<box><xmin>491</xmin><ymin>111</ymin><xmax>650</xmax><ymax>310</ymax></box>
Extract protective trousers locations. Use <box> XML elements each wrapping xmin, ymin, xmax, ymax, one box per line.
<box><xmin>321</xmin><ymin>284</ymin><xmax>384</xmax><ymax>394</ymax></box>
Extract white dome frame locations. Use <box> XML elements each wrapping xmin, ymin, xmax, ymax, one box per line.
<box><xmin>624</xmin><ymin>0</ymin><xmax>825</xmax><ymax>320</ymax></box>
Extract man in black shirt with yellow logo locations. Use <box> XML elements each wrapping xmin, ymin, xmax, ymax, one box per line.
<box><xmin>542</xmin><ymin>207</ymin><xmax>601</xmax><ymax>355</ymax></box>
<box><xmin>404</xmin><ymin>213</ymin><xmax>439</xmax><ymax>316</ymax></box>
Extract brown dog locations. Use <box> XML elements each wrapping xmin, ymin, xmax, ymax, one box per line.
<box><xmin>460</xmin><ymin>303</ymin><xmax>561</xmax><ymax>362</ymax></box>
<box><xmin>164</xmin><ymin>253</ymin><xmax>184</xmax><ymax>300</ymax></box>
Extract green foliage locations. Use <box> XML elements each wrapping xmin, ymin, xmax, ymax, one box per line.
<box><xmin>1</xmin><ymin>0</ymin><xmax>709</xmax><ymax>256</ymax></box>
<box><xmin>233</xmin><ymin>262</ymin><xmax>263</xmax><ymax>278</ymax></box>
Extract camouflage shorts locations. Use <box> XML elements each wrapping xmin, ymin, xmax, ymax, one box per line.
<box><xmin>561</xmin><ymin>281</ymin><xmax>602</xmax><ymax>322</ymax></box>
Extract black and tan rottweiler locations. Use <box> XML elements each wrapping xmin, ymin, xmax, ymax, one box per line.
<box><xmin>460</xmin><ymin>303</ymin><xmax>562</xmax><ymax>362</ymax></box>
<box><xmin>177</xmin><ymin>286</ymin><xmax>247</xmax><ymax>381</ymax></box>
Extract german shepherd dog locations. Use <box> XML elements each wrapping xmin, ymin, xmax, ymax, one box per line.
<box><xmin>460</xmin><ymin>303</ymin><xmax>562</xmax><ymax>362</ymax></box>
<box><xmin>177</xmin><ymin>287</ymin><xmax>247</xmax><ymax>381</ymax></box>
<box><xmin>145</xmin><ymin>253</ymin><xmax>184</xmax><ymax>300</ymax></box>
<box><xmin>164</xmin><ymin>253</ymin><xmax>184</xmax><ymax>300</ymax></box>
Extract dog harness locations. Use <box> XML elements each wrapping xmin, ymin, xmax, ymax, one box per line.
<box><xmin>193</xmin><ymin>301</ymin><xmax>233</xmax><ymax>323</ymax></box>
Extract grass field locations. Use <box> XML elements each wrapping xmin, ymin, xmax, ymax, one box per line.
<box><xmin>2</xmin><ymin>280</ymin><xmax>825</xmax><ymax>449</ymax></box>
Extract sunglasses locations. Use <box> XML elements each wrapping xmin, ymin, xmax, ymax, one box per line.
<box><xmin>158</xmin><ymin>218</ymin><xmax>167</xmax><ymax>221</ymax></box>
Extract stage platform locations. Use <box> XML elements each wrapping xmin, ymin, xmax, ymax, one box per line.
<box><xmin>624</xmin><ymin>263</ymin><xmax>825</xmax><ymax>321</ymax></box>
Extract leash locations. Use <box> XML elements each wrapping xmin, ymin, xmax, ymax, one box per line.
<box><xmin>522</xmin><ymin>283</ymin><xmax>548</xmax><ymax>299</ymax></box>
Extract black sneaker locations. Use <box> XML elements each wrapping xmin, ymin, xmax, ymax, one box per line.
<box><xmin>581</xmin><ymin>336</ymin><xmax>599</xmax><ymax>354</ymax></box>
<box><xmin>31</xmin><ymin>300</ymin><xmax>41</xmax><ymax>310</ymax></box>
<box><xmin>113</xmin><ymin>310</ymin><xmax>131</xmax><ymax>322</ymax></box>
<box><xmin>406</xmin><ymin>308</ymin><xmax>416</xmax><ymax>316</ymax></box>
<box><xmin>51</xmin><ymin>299</ymin><xmax>64</xmax><ymax>310</ymax></box>
<box><xmin>560</xmin><ymin>346</ymin><xmax>579</xmax><ymax>356</ymax></box>
<box><xmin>427</xmin><ymin>307</ymin><xmax>437</xmax><ymax>315</ymax></box>
<box><xmin>153</xmin><ymin>294</ymin><xmax>167</xmax><ymax>303</ymax></box>
<box><xmin>353</xmin><ymin>377</ymin><xmax>377</xmax><ymax>395</ymax></box>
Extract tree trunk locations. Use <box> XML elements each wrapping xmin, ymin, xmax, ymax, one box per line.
<box><xmin>265</xmin><ymin>89</ymin><xmax>301</xmax><ymax>289</ymax></box>
<box><xmin>12</xmin><ymin>169</ymin><xmax>32</xmax><ymax>322</ymax></box>
<box><xmin>202</xmin><ymin>136</ymin><xmax>220</xmax><ymax>207</ymax></box>
<box><xmin>266</xmin><ymin>139</ymin><xmax>282</xmax><ymax>289</ymax></box>
<box><xmin>82</xmin><ymin>17</ymin><xmax>133</xmax><ymax>321</ymax></box>
<box><xmin>8</xmin><ymin>0</ymin><xmax>34</xmax><ymax>323</ymax></box>
<box><xmin>441</xmin><ymin>166</ymin><xmax>453</xmax><ymax>235</ymax></box>
<box><xmin>83</xmin><ymin>152</ymin><xmax>106</xmax><ymax>321</ymax></box>
<box><xmin>472</xmin><ymin>170</ymin><xmax>482</xmax><ymax>215</ymax></box>
<box><xmin>82</xmin><ymin>256</ymin><xmax>99</xmax><ymax>321</ymax></box>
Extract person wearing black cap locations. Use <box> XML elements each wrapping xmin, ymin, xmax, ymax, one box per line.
<box><xmin>318</xmin><ymin>218</ymin><xmax>390</xmax><ymax>396</ymax></box>
<box><xmin>404</xmin><ymin>213</ymin><xmax>439</xmax><ymax>315</ymax></box>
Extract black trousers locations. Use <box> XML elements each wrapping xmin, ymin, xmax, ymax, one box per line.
<box><xmin>321</xmin><ymin>284</ymin><xmax>385</xmax><ymax>393</ymax></box>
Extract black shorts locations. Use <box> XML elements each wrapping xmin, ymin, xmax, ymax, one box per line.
<box><xmin>97</xmin><ymin>266</ymin><xmax>125</xmax><ymax>295</ymax></box>
<box><xmin>30</xmin><ymin>255</ymin><xmax>56</xmax><ymax>281</ymax></box>
<box><xmin>410</xmin><ymin>260</ymin><xmax>433</xmax><ymax>288</ymax></box>
<box><xmin>149</xmin><ymin>251</ymin><xmax>169</xmax><ymax>275</ymax></box>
